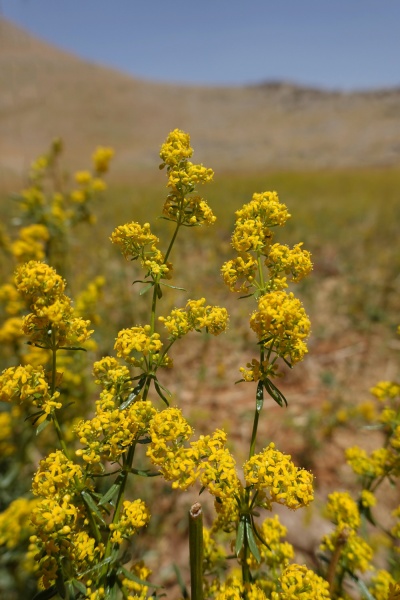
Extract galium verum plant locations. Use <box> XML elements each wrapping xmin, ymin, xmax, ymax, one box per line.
<box><xmin>0</xmin><ymin>129</ymin><xmax>230</xmax><ymax>599</ymax></box>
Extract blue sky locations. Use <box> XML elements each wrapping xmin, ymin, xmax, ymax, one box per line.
<box><xmin>1</xmin><ymin>0</ymin><xmax>399</xmax><ymax>91</ymax></box>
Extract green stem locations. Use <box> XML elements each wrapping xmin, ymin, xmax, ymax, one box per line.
<box><xmin>189</xmin><ymin>502</ymin><xmax>204</xmax><ymax>600</ymax></box>
<box><xmin>248</xmin><ymin>412</ymin><xmax>260</xmax><ymax>460</ymax></box>
<box><xmin>101</xmin><ymin>443</ymin><xmax>137</xmax><ymax>578</ymax></box>
<box><xmin>257</xmin><ymin>252</ymin><xmax>265</xmax><ymax>291</ymax></box>
<box><xmin>248</xmin><ymin>348</ymin><xmax>265</xmax><ymax>459</ymax></box>
<box><xmin>164</xmin><ymin>219</ymin><xmax>181</xmax><ymax>264</ymax></box>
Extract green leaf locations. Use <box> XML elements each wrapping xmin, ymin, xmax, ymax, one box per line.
<box><xmin>137</xmin><ymin>436</ymin><xmax>151</xmax><ymax>444</ymax></box>
<box><xmin>81</xmin><ymin>490</ymin><xmax>106</xmax><ymax>526</ymax></box>
<box><xmin>58</xmin><ymin>345</ymin><xmax>87</xmax><ymax>352</ymax></box>
<box><xmin>120</xmin><ymin>375</ymin><xmax>146</xmax><ymax>410</ymax></box>
<box><xmin>263</xmin><ymin>378</ymin><xmax>288</xmax><ymax>407</ymax></box>
<box><xmin>71</xmin><ymin>579</ymin><xmax>87</xmax><ymax>594</ymax></box>
<box><xmin>251</xmin><ymin>518</ymin><xmax>271</xmax><ymax>549</ymax></box>
<box><xmin>32</xmin><ymin>586</ymin><xmax>57</xmax><ymax>600</ymax></box>
<box><xmin>159</xmin><ymin>283</ymin><xmax>186</xmax><ymax>291</ymax></box>
<box><xmin>156</xmin><ymin>284</ymin><xmax>163</xmax><ymax>299</ymax></box>
<box><xmin>154</xmin><ymin>380</ymin><xmax>170</xmax><ymax>406</ymax></box>
<box><xmin>235</xmin><ymin>518</ymin><xmax>245</xmax><ymax>556</ymax></box>
<box><xmin>139</xmin><ymin>283</ymin><xmax>154</xmax><ymax>296</ymax></box>
<box><xmin>173</xmin><ymin>564</ymin><xmax>189</xmax><ymax>599</ymax></box>
<box><xmin>77</xmin><ymin>554</ymin><xmax>115</xmax><ymax>578</ymax></box>
<box><xmin>118</xmin><ymin>565</ymin><xmax>162</xmax><ymax>589</ymax></box>
<box><xmin>55</xmin><ymin>572</ymin><xmax>66</xmax><ymax>598</ymax></box>
<box><xmin>36</xmin><ymin>418</ymin><xmax>51</xmax><ymax>436</ymax></box>
<box><xmin>245</xmin><ymin>520</ymin><xmax>261</xmax><ymax>563</ymax></box>
<box><xmin>130</xmin><ymin>468</ymin><xmax>160</xmax><ymax>478</ymax></box>
<box><xmin>98</xmin><ymin>479</ymin><xmax>122</xmax><ymax>506</ymax></box>
<box><xmin>351</xmin><ymin>575</ymin><xmax>375</xmax><ymax>600</ymax></box>
<box><xmin>256</xmin><ymin>381</ymin><xmax>264</xmax><ymax>413</ymax></box>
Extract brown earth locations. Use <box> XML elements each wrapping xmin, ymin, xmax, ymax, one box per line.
<box><xmin>1</xmin><ymin>17</ymin><xmax>400</xmax><ymax>187</ymax></box>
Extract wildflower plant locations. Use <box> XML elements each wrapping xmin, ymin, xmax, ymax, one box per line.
<box><xmin>1</xmin><ymin>129</ymin><xmax>400</xmax><ymax>600</ymax></box>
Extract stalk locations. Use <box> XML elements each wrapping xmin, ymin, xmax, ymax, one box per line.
<box><xmin>189</xmin><ymin>503</ymin><xmax>204</xmax><ymax>600</ymax></box>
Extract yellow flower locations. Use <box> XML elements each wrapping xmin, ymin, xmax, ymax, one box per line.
<box><xmin>324</xmin><ymin>492</ymin><xmax>360</xmax><ymax>529</ymax></box>
<box><xmin>114</xmin><ymin>325</ymin><xmax>163</xmax><ymax>366</ymax></box>
<box><xmin>250</xmin><ymin>291</ymin><xmax>311</xmax><ymax>364</ymax></box>
<box><xmin>92</xmin><ymin>146</ymin><xmax>114</xmax><ymax>173</ymax></box>
<box><xmin>109</xmin><ymin>499</ymin><xmax>150</xmax><ymax>543</ymax></box>
<box><xmin>267</xmin><ymin>242</ymin><xmax>313</xmax><ymax>284</ymax></box>
<box><xmin>273</xmin><ymin>564</ymin><xmax>330</xmax><ymax>599</ymax></box>
<box><xmin>243</xmin><ymin>442</ymin><xmax>314</xmax><ymax>509</ymax></box>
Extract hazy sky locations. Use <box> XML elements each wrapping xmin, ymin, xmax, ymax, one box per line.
<box><xmin>1</xmin><ymin>0</ymin><xmax>399</xmax><ymax>91</ymax></box>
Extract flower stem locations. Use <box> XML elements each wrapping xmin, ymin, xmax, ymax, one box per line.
<box><xmin>189</xmin><ymin>502</ymin><xmax>204</xmax><ymax>600</ymax></box>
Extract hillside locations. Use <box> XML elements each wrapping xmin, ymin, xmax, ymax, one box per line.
<box><xmin>1</xmin><ymin>17</ymin><xmax>400</xmax><ymax>182</ymax></box>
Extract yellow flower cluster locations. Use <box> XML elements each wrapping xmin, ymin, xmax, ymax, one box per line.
<box><xmin>15</xmin><ymin>261</ymin><xmax>93</xmax><ymax>349</ymax></box>
<box><xmin>229</xmin><ymin>191</ymin><xmax>289</xmax><ymax>256</ymax></box>
<box><xmin>320</xmin><ymin>491</ymin><xmax>373</xmax><ymax>575</ymax></box>
<box><xmin>114</xmin><ymin>325</ymin><xmax>164</xmax><ymax>367</ymax></box>
<box><xmin>32</xmin><ymin>450</ymin><xmax>84</xmax><ymax>499</ymax></box>
<box><xmin>10</xmin><ymin>224</ymin><xmax>50</xmax><ymax>263</ymax></box>
<box><xmin>120</xmin><ymin>561</ymin><xmax>152</xmax><ymax>599</ymax></box>
<box><xmin>0</xmin><ymin>316</ymin><xmax>24</xmax><ymax>345</ymax></box>
<box><xmin>320</xmin><ymin>527</ymin><xmax>373</xmax><ymax>573</ymax></box>
<box><xmin>0</xmin><ymin>364</ymin><xmax>61</xmax><ymax>414</ymax></box>
<box><xmin>243</xmin><ymin>443</ymin><xmax>314</xmax><ymax>510</ymax></box>
<box><xmin>267</xmin><ymin>243</ymin><xmax>313</xmax><ymax>286</ymax></box>
<box><xmin>75</xmin><ymin>395</ymin><xmax>156</xmax><ymax>464</ymax></box>
<box><xmin>148</xmin><ymin>409</ymin><xmax>243</xmax><ymax>528</ymax></box>
<box><xmin>221</xmin><ymin>253</ymin><xmax>258</xmax><ymax>293</ymax></box>
<box><xmin>92</xmin><ymin>146</ymin><xmax>114</xmax><ymax>174</ymax></box>
<box><xmin>0</xmin><ymin>497</ymin><xmax>39</xmax><ymax>549</ymax></box>
<box><xmin>159</xmin><ymin>298</ymin><xmax>229</xmax><ymax>339</ymax></box>
<box><xmin>111</xmin><ymin>222</ymin><xmax>172</xmax><ymax>279</ymax></box>
<box><xmin>0</xmin><ymin>281</ymin><xmax>25</xmax><ymax>316</ymax></box>
<box><xmin>272</xmin><ymin>564</ymin><xmax>330</xmax><ymax>599</ymax></box>
<box><xmin>368</xmin><ymin>570</ymin><xmax>397</xmax><ymax>600</ymax></box>
<box><xmin>0</xmin><ymin>410</ymin><xmax>16</xmax><ymax>456</ymax></box>
<box><xmin>213</xmin><ymin>576</ymin><xmax>267</xmax><ymax>600</ymax></box>
<box><xmin>159</xmin><ymin>129</ymin><xmax>215</xmax><ymax>226</ymax></box>
<box><xmin>324</xmin><ymin>491</ymin><xmax>360</xmax><ymax>530</ymax></box>
<box><xmin>109</xmin><ymin>499</ymin><xmax>150</xmax><ymax>544</ymax></box>
<box><xmin>250</xmin><ymin>291</ymin><xmax>311</xmax><ymax>365</ymax></box>
<box><xmin>345</xmin><ymin>445</ymin><xmax>399</xmax><ymax>479</ymax></box>
<box><xmin>74</xmin><ymin>276</ymin><xmax>105</xmax><ymax>325</ymax></box>
<box><xmin>92</xmin><ymin>356</ymin><xmax>131</xmax><ymax>391</ymax></box>
<box><xmin>370</xmin><ymin>380</ymin><xmax>400</xmax><ymax>401</ymax></box>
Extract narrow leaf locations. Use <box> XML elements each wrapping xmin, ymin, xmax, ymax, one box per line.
<box><xmin>130</xmin><ymin>468</ymin><xmax>160</xmax><ymax>478</ymax></box>
<box><xmin>256</xmin><ymin>381</ymin><xmax>264</xmax><ymax>413</ymax></box>
<box><xmin>71</xmin><ymin>579</ymin><xmax>87</xmax><ymax>594</ymax></box>
<box><xmin>120</xmin><ymin>376</ymin><xmax>146</xmax><ymax>410</ymax></box>
<box><xmin>137</xmin><ymin>436</ymin><xmax>151</xmax><ymax>444</ymax></box>
<box><xmin>173</xmin><ymin>564</ymin><xmax>189</xmax><ymax>599</ymax></box>
<box><xmin>235</xmin><ymin>518</ymin><xmax>245</xmax><ymax>556</ymax></box>
<box><xmin>81</xmin><ymin>490</ymin><xmax>106</xmax><ymax>526</ymax></box>
<box><xmin>118</xmin><ymin>565</ymin><xmax>162</xmax><ymax>588</ymax></box>
<box><xmin>139</xmin><ymin>283</ymin><xmax>154</xmax><ymax>296</ymax></box>
<box><xmin>77</xmin><ymin>555</ymin><xmax>115</xmax><ymax>578</ymax></box>
<box><xmin>36</xmin><ymin>418</ymin><xmax>51</xmax><ymax>436</ymax></box>
<box><xmin>160</xmin><ymin>283</ymin><xmax>186</xmax><ymax>291</ymax></box>
<box><xmin>251</xmin><ymin>519</ymin><xmax>271</xmax><ymax>550</ymax></box>
<box><xmin>154</xmin><ymin>380</ymin><xmax>170</xmax><ymax>406</ymax></box>
<box><xmin>352</xmin><ymin>576</ymin><xmax>375</xmax><ymax>600</ymax></box>
<box><xmin>98</xmin><ymin>480</ymin><xmax>122</xmax><ymax>506</ymax></box>
<box><xmin>55</xmin><ymin>572</ymin><xmax>66</xmax><ymax>598</ymax></box>
<box><xmin>246</xmin><ymin>520</ymin><xmax>261</xmax><ymax>563</ymax></box>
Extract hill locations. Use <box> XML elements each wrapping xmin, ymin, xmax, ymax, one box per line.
<box><xmin>1</xmin><ymin>18</ymin><xmax>400</xmax><ymax>183</ymax></box>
